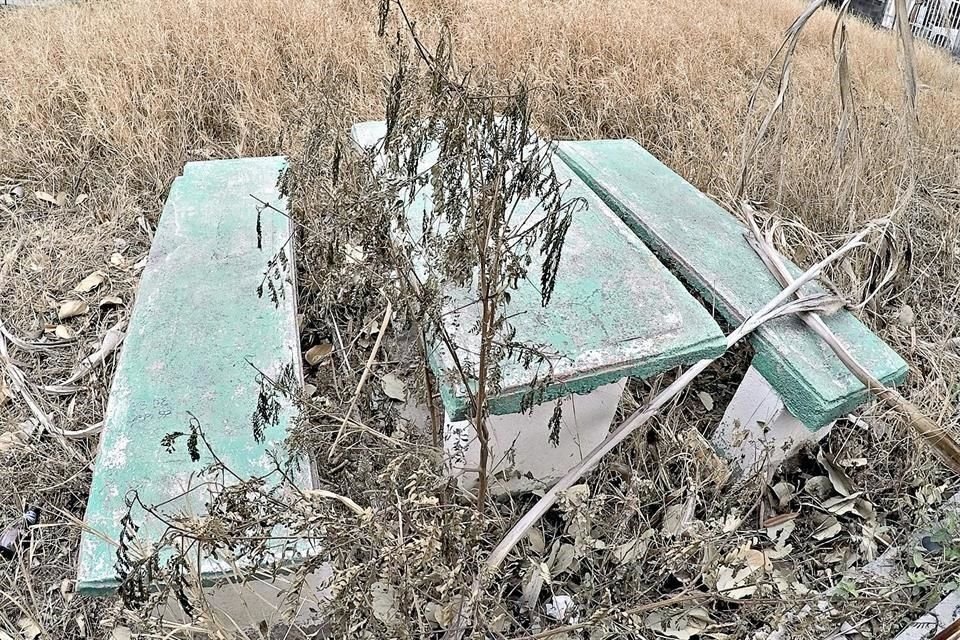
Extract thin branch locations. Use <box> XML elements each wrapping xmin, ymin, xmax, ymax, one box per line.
<box><xmin>328</xmin><ymin>298</ymin><xmax>393</xmax><ymax>459</ymax></box>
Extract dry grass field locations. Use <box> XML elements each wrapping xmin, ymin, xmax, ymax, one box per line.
<box><xmin>1</xmin><ymin>0</ymin><xmax>959</xmax><ymax>637</ymax></box>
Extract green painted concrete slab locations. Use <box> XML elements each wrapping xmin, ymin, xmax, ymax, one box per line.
<box><xmin>76</xmin><ymin>157</ymin><xmax>308</xmax><ymax>596</ymax></box>
<box><xmin>556</xmin><ymin>139</ymin><xmax>909</xmax><ymax>428</ymax></box>
<box><xmin>352</xmin><ymin>121</ymin><xmax>727</xmax><ymax>420</ymax></box>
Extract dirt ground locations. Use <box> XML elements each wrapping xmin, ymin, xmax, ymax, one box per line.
<box><xmin>1</xmin><ymin>0</ymin><xmax>959</xmax><ymax>638</ymax></box>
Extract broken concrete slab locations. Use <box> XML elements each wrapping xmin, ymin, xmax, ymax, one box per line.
<box><xmin>76</xmin><ymin>156</ymin><xmax>310</xmax><ymax>596</ymax></box>
<box><xmin>556</xmin><ymin>139</ymin><xmax>908</xmax><ymax>428</ymax></box>
<box><xmin>351</xmin><ymin>121</ymin><xmax>727</xmax><ymax>422</ymax></box>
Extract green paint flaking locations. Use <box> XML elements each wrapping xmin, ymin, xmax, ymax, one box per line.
<box><xmin>76</xmin><ymin>157</ymin><xmax>309</xmax><ymax>596</ymax></box>
<box><xmin>352</xmin><ymin>121</ymin><xmax>727</xmax><ymax>421</ymax></box>
<box><xmin>556</xmin><ymin>139</ymin><xmax>908</xmax><ymax>428</ymax></box>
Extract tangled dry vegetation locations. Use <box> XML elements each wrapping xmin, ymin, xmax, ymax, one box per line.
<box><xmin>1</xmin><ymin>0</ymin><xmax>960</xmax><ymax>638</ymax></box>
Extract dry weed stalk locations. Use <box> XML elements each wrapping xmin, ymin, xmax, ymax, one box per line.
<box><xmin>375</xmin><ymin>0</ymin><xmax>581</xmax><ymax>508</ymax></box>
<box><xmin>482</xmin><ymin>227</ymin><xmax>866</xmax><ymax>577</ymax></box>
<box><xmin>328</xmin><ymin>298</ymin><xmax>392</xmax><ymax>459</ymax></box>
<box><xmin>743</xmin><ymin>209</ymin><xmax>960</xmax><ymax>474</ymax></box>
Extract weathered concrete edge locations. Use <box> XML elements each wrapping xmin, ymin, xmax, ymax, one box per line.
<box><xmin>77</xmin><ymin>549</ymin><xmax>316</xmax><ymax>597</ymax></box>
<box><xmin>752</xmin><ymin>345</ymin><xmax>907</xmax><ymax>427</ymax></box>
<box><xmin>438</xmin><ymin>333</ymin><xmax>727</xmax><ymax>421</ymax></box>
<box><xmin>76</xmin><ymin>156</ymin><xmax>312</xmax><ymax>597</ymax></box>
<box><xmin>556</xmin><ymin>142</ymin><xmax>909</xmax><ymax>428</ymax></box>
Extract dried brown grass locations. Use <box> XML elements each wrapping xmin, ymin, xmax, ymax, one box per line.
<box><xmin>1</xmin><ymin>0</ymin><xmax>959</xmax><ymax>637</ymax></box>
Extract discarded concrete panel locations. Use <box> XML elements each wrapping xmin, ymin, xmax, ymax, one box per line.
<box><xmin>351</xmin><ymin>121</ymin><xmax>727</xmax><ymax>421</ymax></box>
<box><xmin>76</xmin><ymin>157</ymin><xmax>311</xmax><ymax>600</ymax></box>
<box><xmin>444</xmin><ymin>380</ymin><xmax>626</xmax><ymax>493</ymax></box>
<box><xmin>713</xmin><ymin>365</ymin><xmax>833</xmax><ymax>476</ymax></box>
<box><xmin>351</xmin><ymin>121</ymin><xmax>727</xmax><ymax>490</ymax></box>
<box><xmin>556</xmin><ymin>139</ymin><xmax>909</xmax><ymax>428</ymax></box>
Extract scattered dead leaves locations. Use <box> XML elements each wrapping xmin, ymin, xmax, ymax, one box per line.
<box><xmin>305</xmin><ymin>343</ymin><xmax>333</xmax><ymax>365</ymax></box>
<box><xmin>34</xmin><ymin>190</ymin><xmax>67</xmax><ymax>207</ymax></box>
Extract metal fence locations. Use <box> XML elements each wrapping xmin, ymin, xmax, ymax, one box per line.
<box><xmin>883</xmin><ymin>0</ymin><xmax>960</xmax><ymax>56</ymax></box>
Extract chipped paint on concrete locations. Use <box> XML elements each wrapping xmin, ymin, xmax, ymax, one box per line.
<box><xmin>556</xmin><ymin>139</ymin><xmax>908</xmax><ymax>428</ymax></box>
<box><xmin>76</xmin><ymin>156</ymin><xmax>308</xmax><ymax>596</ymax></box>
<box><xmin>351</xmin><ymin>121</ymin><xmax>727</xmax><ymax>420</ymax></box>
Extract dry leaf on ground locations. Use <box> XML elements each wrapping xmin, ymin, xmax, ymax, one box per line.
<box><xmin>817</xmin><ymin>449</ymin><xmax>855</xmax><ymax>496</ymax></box>
<box><xmin>549</xmin><ymin>543</ymin><xmax>576</xmax><ymax>575</ymax></box>
<box><xmin>526</xmin><ymin>528</ymin><xmax>545</xmax><ymax>555</ymax></box>
<box><xmin>370</xmin><ymin>581</ymin><xmax>398</xmax><ymax>624</ymax></box>
<box><xmin>697</xmin><ymin>391</ymin><xmax>714</xmax><ymax>411</ymax></box>
<box><xmin>35</xmin><ymin>191</ymin><xmax>67</xmax><ymax>207</ymax></box>
<box><xmin>613</xmin><ymin>534</ymin><xmax>651</xmax><ymax>565</ymax></box>
<box><xmin>716</xmin><ymin>564</ymin><xmax>759</xmax><ymax>599</ymax></box>
<box><xmin>16</xmin><ymin>619</ymin><xmax>42</xmax><ymax>640</ymax></box>
<box><xmin>805</xmin><ymin>475</ymin><xmax>834</xmax><ymax>500</ymax></box>
<box><xmin>0</xmin><ymin>422</ymin><xmax>34</xmax><ymax>452</ymax></box>
<box><xmin>522</xmin><ymin>562</ymin><xmax>549</xmax><ymax>609</ymax></box>
<box><xmin>812</xmin><ymin>516</ymin><xmax>842</xmax><ymax>541</ymax></box>
<box><xmin>896</xmin><ymin>303</ymin><xmax>915</xmax><ymax>327</ymax></box>
<box><xmin>381</xmin><ymin>373</ymin><xmax>406</xmax><ymax>401</ymax></box>
<box><xmin>54</xmin><ymin>325</ymin><xmax>76</xmax><ymax>340</ymax></box>
<box><xmin>74</xmin><ymin>270</ymin><xmax>105</xmax><ymax>293</ymax></box>
<box><xmin>58</xmin><ymin>300</ymin><xmax>89</xmax><ymax>320</ymax></box>
<box><xmin>662</xmin><ymin>496</ymin><xmax>696</xmax><ymax>537</ymax></box>
<box><xmin>60</xmin><ymin>579</ymin><xmax>75</xmax><ymax>603</ymax></box>
<box><xmin>110</xmin><ymin>627</ymin><xmax>132</xmax><ymax>640</ymax></box>
<box><xmin>646</xmin><ymin>607</ymin><xmax>714</xmax><ymax>639</ymax></box>
<box><xmin>305</xmin><ymin>343</ymin><xmax>333</xmax><ymax>365</ymax></box>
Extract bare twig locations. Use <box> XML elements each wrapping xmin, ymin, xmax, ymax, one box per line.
<box><xmin>303</xmin><ymin>488</ymin><xmax>368</xmax><ymax>518</ymax></box>
<box><xmin>328</xmin><ymin>298</ymin><xmax>393</xmax><ymax>459</ymax></box>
